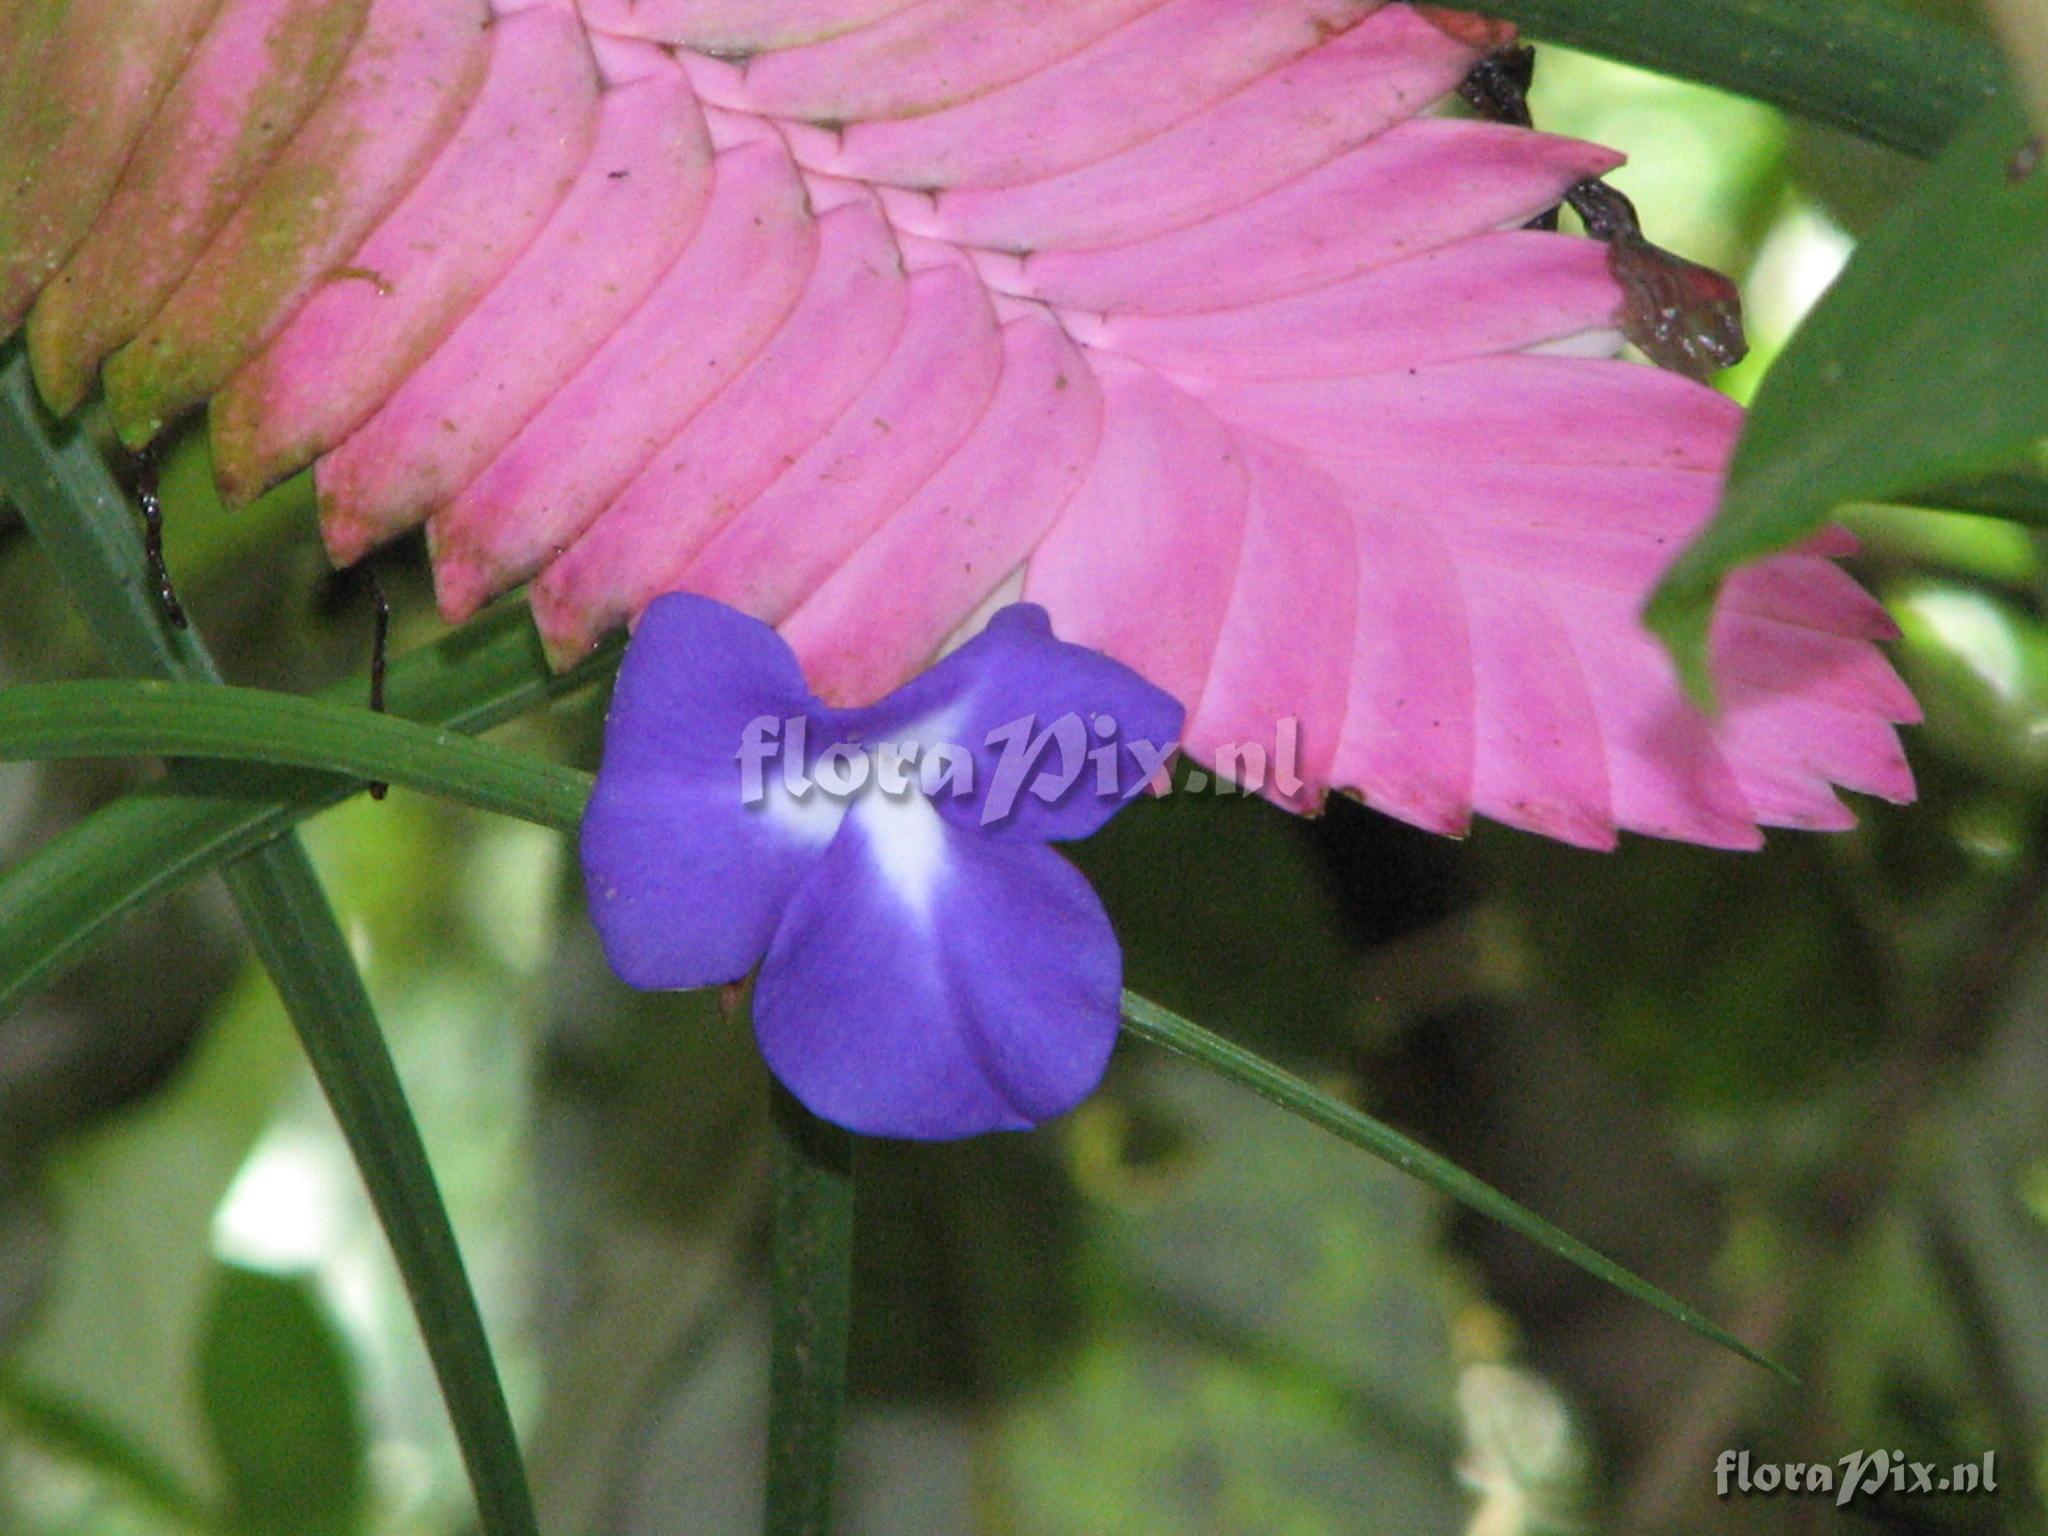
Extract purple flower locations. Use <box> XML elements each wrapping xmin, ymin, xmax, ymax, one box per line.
<box><xmin>582</xmin><ymin>594</ymin><xmax>1184</xmax><ymax>1140</ymax></box>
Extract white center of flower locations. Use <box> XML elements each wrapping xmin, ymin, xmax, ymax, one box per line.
<box><xmin>855</xmin><ymin>782</ymin><xmax>949</xmax><ymax>921</ymax></box>
<box><xmin>761</xmin><ymin>775</ymin><xmax>848</xmax><ymax>847</ymax></box>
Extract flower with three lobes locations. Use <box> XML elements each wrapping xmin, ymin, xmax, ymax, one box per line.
<box><xmin>583</xmin><ymin>593</ymin><xmax>1183</xmax><ymax>1140</ymax></box>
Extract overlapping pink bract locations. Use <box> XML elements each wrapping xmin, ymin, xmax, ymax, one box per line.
<box><xmin>4</xmin><ymin>0</ymin><xmax>1918</xmax><ymax>848</ymax></box>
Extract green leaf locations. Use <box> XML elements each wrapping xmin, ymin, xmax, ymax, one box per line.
<box><xmin>0</xmin><ymin>349</ymin><xmax>539</xmax><ymax>1536</ymax></box>
<box><xmin>199</xmin><ymin>1265</ymin><xmax>367</xmax><ymax>1536</ymax></box>
<box><xmin>766</xmin><ymin>1083</ymin><xmax>856</xmax><ymax>1536</ymax></box>
<box><xmin>0</xmin><ymin>680</ymin><xmax>591</xmax><ymax>830</ymax></box>
<box><xmin>1473</xmin><ymin>0</ymin><xmax>2000</xmax><ymax>158</ymax></box>
<box><xmin>1650</xmin><ymin>93</ymin><xmax>2048</xmax><ymax>701</ymax></box>
<box><xmin>1908</xmin><ymin>467</ymin><xmax>2048</xmax><ymax>525</ymax></box>
<box><xmin>1118</xmin><ymin>992</ymin><xmax>1794</xmax><ymax>1382</ymax></box>
<box><xmin>0</xmin><ymin>603</ymin><xmax>616</xmax><ymax>1020</ymax></box>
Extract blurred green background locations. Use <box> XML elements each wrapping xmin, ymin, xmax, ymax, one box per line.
<box><xmin>3</xmin><ymin>38</ymin><xmax>2046</xmax><ymax>1536</ymax></box>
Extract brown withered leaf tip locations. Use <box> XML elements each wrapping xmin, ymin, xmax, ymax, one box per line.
<box><xmin>1607</xmin><ymin>236</ymin><xmax>1749</xmax><ymax>381</ymax></box>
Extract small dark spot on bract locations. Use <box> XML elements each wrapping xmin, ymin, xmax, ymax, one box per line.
<box><xmin>608</xmin><ymin>168</ymin><xmax>630</xmax><ymax>180</ymax></box>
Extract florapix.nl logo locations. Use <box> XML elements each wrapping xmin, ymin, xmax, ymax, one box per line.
<box><xmin>735</xmin><ymin>712</ymin><xmax>1307</xmax><ymax>825</ymax></box>
<box><xmin>1715</xmin><ymin>1449</ymin><xmax>1998</xmax><ymax>1508</ymax></box>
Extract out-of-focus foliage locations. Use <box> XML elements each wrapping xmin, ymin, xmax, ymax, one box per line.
<box><xmin>199</xmin><ymin>1265</ymin><xmax>367</xmax><ymax>1536</ymax></box>
<box><xmin>3</xmin><ymin>35</ymin><xmax>2048</xmax><ymax>1536</ymax></box>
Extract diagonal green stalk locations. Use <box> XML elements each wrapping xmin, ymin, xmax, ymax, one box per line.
<box><xmin>0</xmin><ymin>680</ymin><xmax>592</xmax><ymax>829</ymax></box>
<box><xmin>1120</xmin><ymin>991</ymin><xmax>1794</xmax><ymax>1381</ymax></box>
<box><xmin>0</xmin><ymin>603</ymin><xmax>617</xmax><ymax>1019</ymax></box>
<box><xmin>0</xmin><ymin>351</ymin><xmax>540</xmax><ymax>1536</ymax></box>
<box><xmin>1471</xmin><ymin>0</ymin><xmax>2001</xmax><ymax>158</ymax></box>
<box><xmin>765</xmin><ymin>1082</ymin><xmax>857</xmax><ymax>1536</ymax></box>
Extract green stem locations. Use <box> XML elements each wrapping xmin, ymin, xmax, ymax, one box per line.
<box><xmin>0</xmin><ymin>605</ymin><xmax>615</xmax><ymax>1020</ymax></box>
<box><xmin>0</xmin><ymin>680</ymin><xmax>592</xmax><ymax>830</ymax></box>
<box><xmin>1472</xmin><ymin>0</ymin><xmax>2001</xmax><ymax>158</ymax></box>
<box><xmin>765</xmin><ymin>1083</ymin><xmax>857</xmax><ymax>1536</ymax></box>
<box><xmin>1120</xmin><ymin>991</ymin><xmax>1793</xmax><ymax>1380</ymax></box>
<box><xmin>0</xmin><ymin>352</ymin><xmax>540</xmax><ymax>1536</ymax></box>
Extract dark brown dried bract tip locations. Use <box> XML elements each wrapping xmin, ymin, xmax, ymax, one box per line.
<box><xmin>367</xmin><ymin>566</ymin><xmax>391</xmax><ymax>801</ymax></box>
<box><xmin>133</xmin><ymin>448</ymin><xmax>189</xmax><ymax>631</ymax></box>
<box><xmin>1606</xmin><ymin>235</ymin><xmax>1749</xmax><ymax>381</ymax></box>
<box><xmin>1568</xmin><ymin>180</ymin><xmax>1746</xmax><ymax>380</ymax></box>
<box><xmin>1457</xmin><ymin>43</ymin><xmax>1537</xmax><ymax>129</ymax></box>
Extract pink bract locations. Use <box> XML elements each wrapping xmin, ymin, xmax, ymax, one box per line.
<box><xmin>3</xmin><ymin>0</ymin><xmax>1918</xmax><ymax>848</ymax></box>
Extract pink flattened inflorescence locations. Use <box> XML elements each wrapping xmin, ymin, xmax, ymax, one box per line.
<box><xmin>0</xmin><ymin>0</ymin><xmax>1918</xmax><ymax>849</ymax></box>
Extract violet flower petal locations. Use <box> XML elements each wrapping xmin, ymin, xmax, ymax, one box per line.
<box><xmin>582</xmin><ymin>593</ymin><xmax>842</xmax><ymax>989</ymax></box>
<box><xmin>753</xmin><ymin>789</ymin><xmax>1122</xmax><ymax>1140</ymax></box>
<box><xmin>857</xmin><ymin>603</ymin><xmax>1184</xmax><ymax>843</ymax></box>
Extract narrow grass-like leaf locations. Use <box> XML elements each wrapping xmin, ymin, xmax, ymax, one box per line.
<box><xmin>766</xmin><ymin>1081</ymin><xmax>856</xmax><ymax>1536</ymax></box>
<box><xmin>0</xmin><ymin>604</ymin><xmax>618</xmax><ymax>1019</ymax></box>
<box><xmin>0</xmin><ymin>680</ymin><xmax>591</xmax><ymax>829</ymax></box>
<box><xmin>1119</xmin><ymin>991</ymin><xmax>1794</xmax><ymax>1381</ymax></box>
<box><xmin>1650</xmin><ymin>93</ymin><xmax>2048</xmax><ymax>702</ymax></box>
<box><xmin>0</xmin><ymin>349</ymin><xmax>540</xmax><ymax>1536</ymax></box>
<box><xmin>221</xmin><ymin>850</ymin><xmax>541</xmax><ymax>1536</ymax></box>
<box><xmin>1473</xmin><ymin>0</ymin><xmax>2000</xmax><ymax>158</ymax></box>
